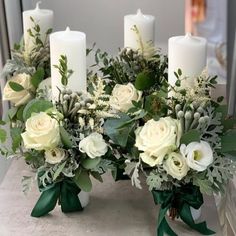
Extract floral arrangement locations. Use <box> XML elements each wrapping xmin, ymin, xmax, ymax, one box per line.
<box><xmin>0</xmin><ymin>23</ymin><xmax>116</xmax><ymax>217</ymax></box>
<box><xmin>95</xmin><ymin>44</ymin><xmax>236</xmax><ymax>235</ymax></box>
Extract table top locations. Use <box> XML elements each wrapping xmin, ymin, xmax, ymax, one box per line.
<box><xmin>0</xmin><ymin>159</ymin><xmax>223</xmax><ymax>236</ymax></box>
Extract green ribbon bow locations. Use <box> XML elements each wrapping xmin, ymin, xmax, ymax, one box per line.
<box><xmin>31</xmin><ymin>179</ymin><xmax>83</xmax><ymax>217</ymax></box>
<box><xmin>152</xmin><ymin>185</ymin><xmax>215</xmax><ymax>236</ymax></box>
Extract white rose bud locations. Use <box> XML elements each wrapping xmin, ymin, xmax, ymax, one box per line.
<box><xmin>3</xmin><ymin>73</ymin><xmax>34</xmax><ymax>106</ymax></box>
<box><xmin>180</xmin><ymin>141</ymin><xmax>213</xmax><ymax>172</ymax></box>
<box><xmin>45</xmin><ymin>148</ymin><xmax>66</xmax><ymax>165</ymax></box>
<box><xmin>21</xmin><ymin>112</ymin><xmax>60</xmax><ymax>150</ymax></box>
<box><xmin>163</xmin><ymin>152</ymin><xmax>189</xmax><ymax>180</ymax></box>
<box><xmin>135</xmin><ymin>117</ymin><xmax>182</xmax><ymax>166</ymax></box>
<box><xmin>110</xmin><ymin>83</ymin><xmax>142</xmax><ymax>112</ymax></box>
<box><xmin>79</xmin><ymin>132</ymin><xmax>108</xmax><ymax>159</ymax></box>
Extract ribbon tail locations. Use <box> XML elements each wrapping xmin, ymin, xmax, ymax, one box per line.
<box><xmin>179</xmin><ymin>204</ymin><xmax>215</xmax><ymax>235</ymax></box>
<box><xmin>31</xmin><ymin>183</ymin><xmax>60</xmax><ymax>217</ymax></box>
<box><xmin>60</xmin><ymin>180</ymin><xmax>83</xmax><ymax>213</ymax></box>
<box><xmin>158</xmin><ymin>216</ymin><xmax>178</xmax><ymax>236</ymax></box>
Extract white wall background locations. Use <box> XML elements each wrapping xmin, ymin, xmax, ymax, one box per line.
<box><xmin>24</xmin><ymin>0</ymin><xmax>185</xmax><ymax>54</ymax></box>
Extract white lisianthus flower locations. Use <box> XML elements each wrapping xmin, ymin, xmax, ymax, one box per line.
<box><xmin>45</xmin><ymin>148</ymin><xmax>66</xmax><ymax>165</ymax></box>
<box><xmin>79</xmin><ymin>132</ymin><xmax>108</xmax><ymax>159</ymax></box>
<box><xmin>180</xmin><ymin>141</ymin><xmax>213</xmax><ymax>172</ymax></box>
<box><xmin>3</xmin><ymin>73</ymin><xmax>34</xmax><ymax>106</ymax></box>
<box><xmin>163</xmin><ymin>152</ymin><xmax>189</xmax><ymax>180</ymax></box>
<box><xmin>110</xmin><ymin>83</ymin><xmax>142</xmax><ymax>112</ymax></box>
<box><xmin>135</xmin><ymin>117</ymin><xmax>182</xmax><ymax>167</ymax></box>
<box><xmin>21</xmin><ymin>112</ymin><xmax>60</xmax><ymax>150</ymax></box>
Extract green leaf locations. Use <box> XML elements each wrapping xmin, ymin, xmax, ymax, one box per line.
<box><xmin>215</xmin><ymin>105</ymin><xmax>236</xmax><ymax>132</ymax></box>
<box><xmin>31</xmin><ymin>68</ymin><xmax>45</xmax><ymax>88</ymax></box>
<box><xmin>177</xmin><ymin>68</ymin><xmax>182</xmax><ymax>76</ymax></box>
<box><xmin>4</xmin><ymin>107</ymin><xmax>18</xmax><ymax>121</ymax></box>
<box><xmin>53</xmin><ymin>161</ymin><xmax>67</xmax><ymax>181</ymax></box>
<box><xmin>221</xmin><ymin>129</ymin><xmax>236</xmax><ymax>153</ymax></box>
<box><xmin>104</xmin><ymin>113</ymin><xmax>134</xmax><ymax>147</ymax></box>
<box><xmin>8</xmin><ymin>81</ymin><xmax>24</xmax><ymax>92</ymax></box>
<box><xmin>60</xmin><ymin>127</ymin><xmax>73</xmax><ymax>149</ymax></box>
<box><xmin>81</xmin><ymin>157</ymin><xmax>101</xmax><ymax>169</ymax></box>
<box><xmin>23</xmin><ymin>99</ymin><xmax>53</xmax><ymax>121</ymax></box>
<box><xmin>0</xmin><ymin>120</ymin><xmax>6</xmax><ymax>125</ymax></box>
<box><xmin>90</xmin><ymin>171</ymin><xmax>103</xmax><ymax>183</ymax></box>
<box><xmin>73</xmin><ymin>169</ymin><xmax>92</xmax><ymax>192</ymax></box>
<box><xmin>135</xmin><ymin>71</ymin><xmax>155</xmax><ymax>91</ymax></box>
<box><xmin>180</xmin><ymin>130</ymin><xmax>201</xmax><ymax>145</ymax></box>
<box><xmin>16</xmin><ymin>106</ymin><xmax>25</xmax><ymax>121</ymax></box>
<box><xmin>10</xmin><ymin>127</ymin><xmax>22</xmax><ymax>152</ymax></box>
<box><xmin>0</xmin><ymin>129</ymin><xmax>7</xmax><ymax>143</ymax></box>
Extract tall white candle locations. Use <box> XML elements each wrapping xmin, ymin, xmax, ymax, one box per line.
<box><xmin>50</xmin><ymin>27</ymin><xmax>87</xmax><ymax>101</ymax></box>
<box><xmin>168</xmin><ymin>33</ymin><xmax>207</xmax><ymax>87</ymax></box>
<box><xmin>124</xmin><ymin>9</ymin><xmax>155</xmax><ymax>50</ymax></box>
<box><xmin>228</xmin><ymin>30</ymin><xmax>236</xmax><ymax>116</ymax></box>
<box><xmin>23</xmin><ymin>1</ymin><xmax>53</xmax><ymax>49</ymax></box>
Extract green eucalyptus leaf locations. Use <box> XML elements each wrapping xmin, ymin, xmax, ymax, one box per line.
<box><xmin>10</xmin><ymin>127</ymin><xmax>22</xmax><ymax>152</ymax></box>
<box><xmin>60</xmin><ymin>127</ymin><xmax>73</xmax><ymax>149</ymax></box>
<box><xmin>221</xmin><ymin>129</ymin><xmax>236</xmax><ymax>153</ymax></box>
<box><xmin>4</xmin><ymin>107</ymin><xmax>18</xmax><ymax>121</ymax></box>
<box><xmin>135</xmin><ymin>71</ymin><xmax>155</xmax><ymax>91</ymax></box>
<box><xmin>31</xmin><ymin>68</ymin><xmax>45</xmax><ymax>88</ymax></box>
<box><xmin>81</xmin><ymin>157</ymin><xmax>101</xmax><ymax>169</ymax></box>
<box><xmin>9</xmin><ymin>81</ymin><xmax>24</xmax><ymax>92</ymax></box>
<box><xmin>104</xmin><ymin>113</ymin><xmax>134</xmax><ymax>147</ymax></box>
<box><xmin>180</xmin><ymin>130</ymin><xmax>201</xmax><ymax>145</ymax></box>
<box><xmin>215</xmin><ymin>105</ymin><xmax>236</xmax><ymax>132</ymax></box>
<box><xmin>73</xmin><ymin>169</ymin><xmax>92</xmax><ymax>192</ymax></box>
<box><xmin>23</xmin><ymin>99</ymin><xmax>53</xmax><ymax>121</ymax></box>
<box><xmin>0</xmin><ymin>129</ymin><xmax>7</xmax><ymax>143</ymax></box>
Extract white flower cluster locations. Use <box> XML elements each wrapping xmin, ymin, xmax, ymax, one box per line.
<box><xmin>135</xmin><ymin>117</ymin><xmax>214</xmax><ymax>180</ymax></box>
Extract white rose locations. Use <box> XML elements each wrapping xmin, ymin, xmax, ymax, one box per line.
<box><xmin>163</xmin><ymin>152</ymin><xmax>189</xmax><ymax>180</ymax></box>
<box><xmin>110</xmin><ymin>83</ymin><xmax>142</xmax><ymax>112</ymax></box>
<box><xmin>3</xmin><ymin>73</ymin><xmax>34</xmax><ymax>106</ymax></box>
<box><xmin>135</xmin><ymin>117</ymin><xmax>182</xmax><ymax>166</ymax></box>
<box><xmin>21</xmin><ymin>112</ymin><xmax>60</xmax><ymax>150</ymax></box>
<box><xmin>180</xmin><ymin>141</ymin><xmax>213</xmax><ymax>172</ymax></box>
<box><xmin>79</xmin><ymin>132</ymin><xmax>108</xmax><ymax>159</ymax></box>
<box><xmin>45</xmin><ymin>148</ymin><xmax>66</xmax><ymax>164</ymax></box>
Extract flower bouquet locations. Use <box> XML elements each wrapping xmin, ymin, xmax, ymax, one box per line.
<box><xmin>95</xmin><ymin>44</ymin><xmax>236</xmax><ymax>235</ymax></box>
<box><xmin>0</xmin><ymin>22</ymin><xmax>116</xmax><ymax>217</ymax></box>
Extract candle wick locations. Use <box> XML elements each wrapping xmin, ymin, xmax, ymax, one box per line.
<box><xmin>185</xmin><ymin>32</ymin><xmax>192</xmax><ymax>38</ymax></box>
<box><xmin>137</xmin><ymin>9</ymin><xmax>142</xmax><ymax>16</ymax></box>
<box><xmin>66</xmin><ymin>27</ymin><xmax>71</xmax><ymax>32</ymax></box>
<box><xmin>36</xmin><ymin>1</ymin><xmax>42</xmax><ymax>10</ymax></box>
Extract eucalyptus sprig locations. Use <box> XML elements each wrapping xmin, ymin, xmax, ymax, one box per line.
<box><xmin>54</xmin><ymin>55</ymin><xmax>73</xmax><ymax>87</ymax></box>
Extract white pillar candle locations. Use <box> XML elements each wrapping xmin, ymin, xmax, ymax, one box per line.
<box><xmin>124</xmin><ymin>9</ymin><xmax>155</xmax><ymax>50</ymax></box>
<box><xmin>23</xmin><ymin>1</ymin><xmax>53</xmax><ymax>49</ymax></box>
<box><xmin>228</xmin><ymin>30</ymin><xmax>236</xmax><ymax>116</ymax></box>
<box><xmin>168</xmin><ymin>33</ymin><xmax>207</xmax><ymax>87</ymax></box>
<box><xmin>50</xmin><ymin>27</ymin><xmax>87</xmax><ymax>101</ymax></box>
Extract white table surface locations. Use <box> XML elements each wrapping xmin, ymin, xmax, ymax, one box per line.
<box><xmin>0</xmin><ymin>159</ymin><xmax>223</xmax><ymax>236</ymax></box>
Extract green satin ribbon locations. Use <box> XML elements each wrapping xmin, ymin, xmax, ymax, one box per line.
<box><xmin>152</xmin><ymin>185</ymin><xmax>215</xmax><ymax>236</ymax></box>
<box><xmin>31</xmin><ymin>179</ymin><xmax>83</xmax><ymax>217</ymax></box>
